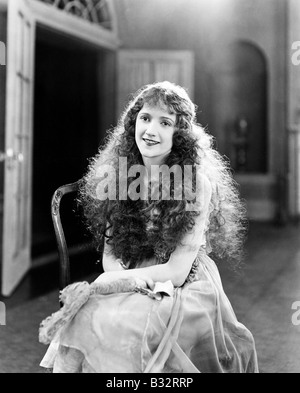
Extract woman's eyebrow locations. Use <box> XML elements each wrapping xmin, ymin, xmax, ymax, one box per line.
<box><xmin>139</xmin><ymin>112</ymin><xmax>175</xmax><ymax>123</ymax></box>
<box><xmin>160</xmin><ymin>116</ymin><xmax>175</xmax><ymax>123</ymax></box>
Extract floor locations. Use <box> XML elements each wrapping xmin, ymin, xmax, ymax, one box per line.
<box><xmin>218</xmin><ymin>221</ymin><xmax>300</xmax><ymax>373</ymax></box>
<box><xmin>0</xmin><ymin>221</ymin><xmax>299</xmax><ymax>373</ymax></box>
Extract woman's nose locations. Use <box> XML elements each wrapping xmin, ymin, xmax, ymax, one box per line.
<box><xmin>144</xmin><ymin>122</ymin><xmax>157</xmax><ymax>137</ymax></box>
<box><xmin>145</xmin><ymin>131</ymin><xmax>156</xmax><ymax>138</ymax></box>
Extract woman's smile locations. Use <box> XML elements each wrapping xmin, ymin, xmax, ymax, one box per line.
<box><xmin>143</xmin><ymin>138</ymin><xmax>160</xmax><ymax>146</ymax></box>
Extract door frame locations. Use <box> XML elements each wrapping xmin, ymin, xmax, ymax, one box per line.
<box><xmin>0</xmin><ymin>0</ymin><xmax>120</xmax><ymax>50</ymax></box>
<box><xmin>1</xmin><ymin>0</ymin><xmax>119</xmax><ymax>296</ymax></box>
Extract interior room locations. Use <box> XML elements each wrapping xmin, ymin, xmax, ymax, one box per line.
<box><xmin>0</xmin><ymin>0</ymin><xmax>299</xmax><ymax>374</ymax></box>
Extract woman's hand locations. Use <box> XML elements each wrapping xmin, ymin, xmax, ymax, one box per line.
<box><xmin>137</xmin><ymin>275</ymin><xmax>155</xmax><ymax>291</ymax></box>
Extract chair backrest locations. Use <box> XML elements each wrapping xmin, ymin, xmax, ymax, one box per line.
<box><xmin>51</xmin><ymin>181</ymin><xmax>81</xmax><ymax>291</ymax></box>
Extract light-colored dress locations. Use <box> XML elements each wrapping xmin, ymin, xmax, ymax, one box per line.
<box><xmin>40</xmin><ymin>227</ymin><xmax>259</xmax><ymax>373</ymax></box>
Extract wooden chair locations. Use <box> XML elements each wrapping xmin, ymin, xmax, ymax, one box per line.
<box><xmin>51</xmin><ymin>180</ymin><xmax>81</xmax><ymax>291</ymax></box>
<box><xmin>51</xmin><ymin>180</ymin><xmax>104</xmax><ymax>299</ymax></box>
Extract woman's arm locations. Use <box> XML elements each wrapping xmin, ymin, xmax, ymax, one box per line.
<box><xmin>97</xmin><ymin>174</ymin><xmax>212</xmax><ymax>288</ymax></box>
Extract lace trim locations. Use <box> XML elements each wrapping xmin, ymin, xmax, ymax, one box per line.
<box><xmin>184</xmin><ymin>244</ymin><xmax>208</xmax><ymax>284</ymax></box>
<box><xmin>185</xmin><ymin>257</ymin><xmax>201</xmax><ymax>284</ymax></box>
<box><xmin>39</xmin><ymin>278</ymin><xmax>147</xmax><ymax>345</ymax></box>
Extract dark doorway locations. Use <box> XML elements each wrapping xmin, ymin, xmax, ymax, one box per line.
<box><xmin>32</xmin><ymin>28</ymin><xmax>102</xmax><ymax>261</ymax></box>
<box><xmin>212</xmin><ymin>41</ymin><xmax>268</xmax><ymax>173</ymax></box>
<box><xmin>226</xmin><ymin>41</ymin><xmax>268</xmax><ymax>173</ymax></box>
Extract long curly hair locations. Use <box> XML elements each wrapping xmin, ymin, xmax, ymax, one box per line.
<box><xmin>78</xmin><ymin>81</ymin><xmax>247</xmax><ymax>269</ymax></box>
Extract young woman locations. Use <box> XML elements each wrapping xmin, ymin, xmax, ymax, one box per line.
<box><xmin>39</xmin><ymin>81</ymin><xmax>259</xmax><ymax>373</ymax></box>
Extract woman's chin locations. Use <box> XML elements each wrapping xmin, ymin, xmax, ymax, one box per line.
<box><xmin>141</xmin><ymin>151</ymin><xmax>158</xmax><ymax>158</ymax></box>
<box><xmin>140</xmin><ymin>149</ymin><xmax>171</xmax><ymax>159</ymax></box>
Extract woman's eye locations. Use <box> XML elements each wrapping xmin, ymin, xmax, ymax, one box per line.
<box><xmin>162</xmin><ymin>121</ymin><xmax>171</xmax><ymax>127</ymax></box>
<box><xmin>140</xmin><ymin>116</ymin><xmax>149</xmax><ymax>122</ymax></box>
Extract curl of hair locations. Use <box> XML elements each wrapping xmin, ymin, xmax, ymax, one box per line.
<box><xmin>192</xmin><ymin>124</ymin><xmax>248</xmax><ymax>268</ymax></box>
<box><xmin>78</xmin><ymin>81</ymin><xmax>247</xmax><ymax>269</ymax></box>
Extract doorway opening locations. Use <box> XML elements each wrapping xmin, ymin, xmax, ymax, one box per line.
<box><xmin>227</xmin><ymin>41</ymin><xmax>268</xmax><ymax>174</ymax></box>
<box><xmin>32</xmin><ymin>27</ymin><xmax>107</xmax><ymax>264</ymax></box>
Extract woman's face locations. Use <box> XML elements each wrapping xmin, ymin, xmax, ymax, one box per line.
<box><xmin>135</xmin><ymin>103</ymin><xmax>177</xmax><ymax>166</ymax></box>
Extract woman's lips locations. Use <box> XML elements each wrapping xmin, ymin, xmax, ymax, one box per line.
<box><xmin>143</xmin><ymin>138</ymin><xmax>160</xmax><ymax>146</ymax></box>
